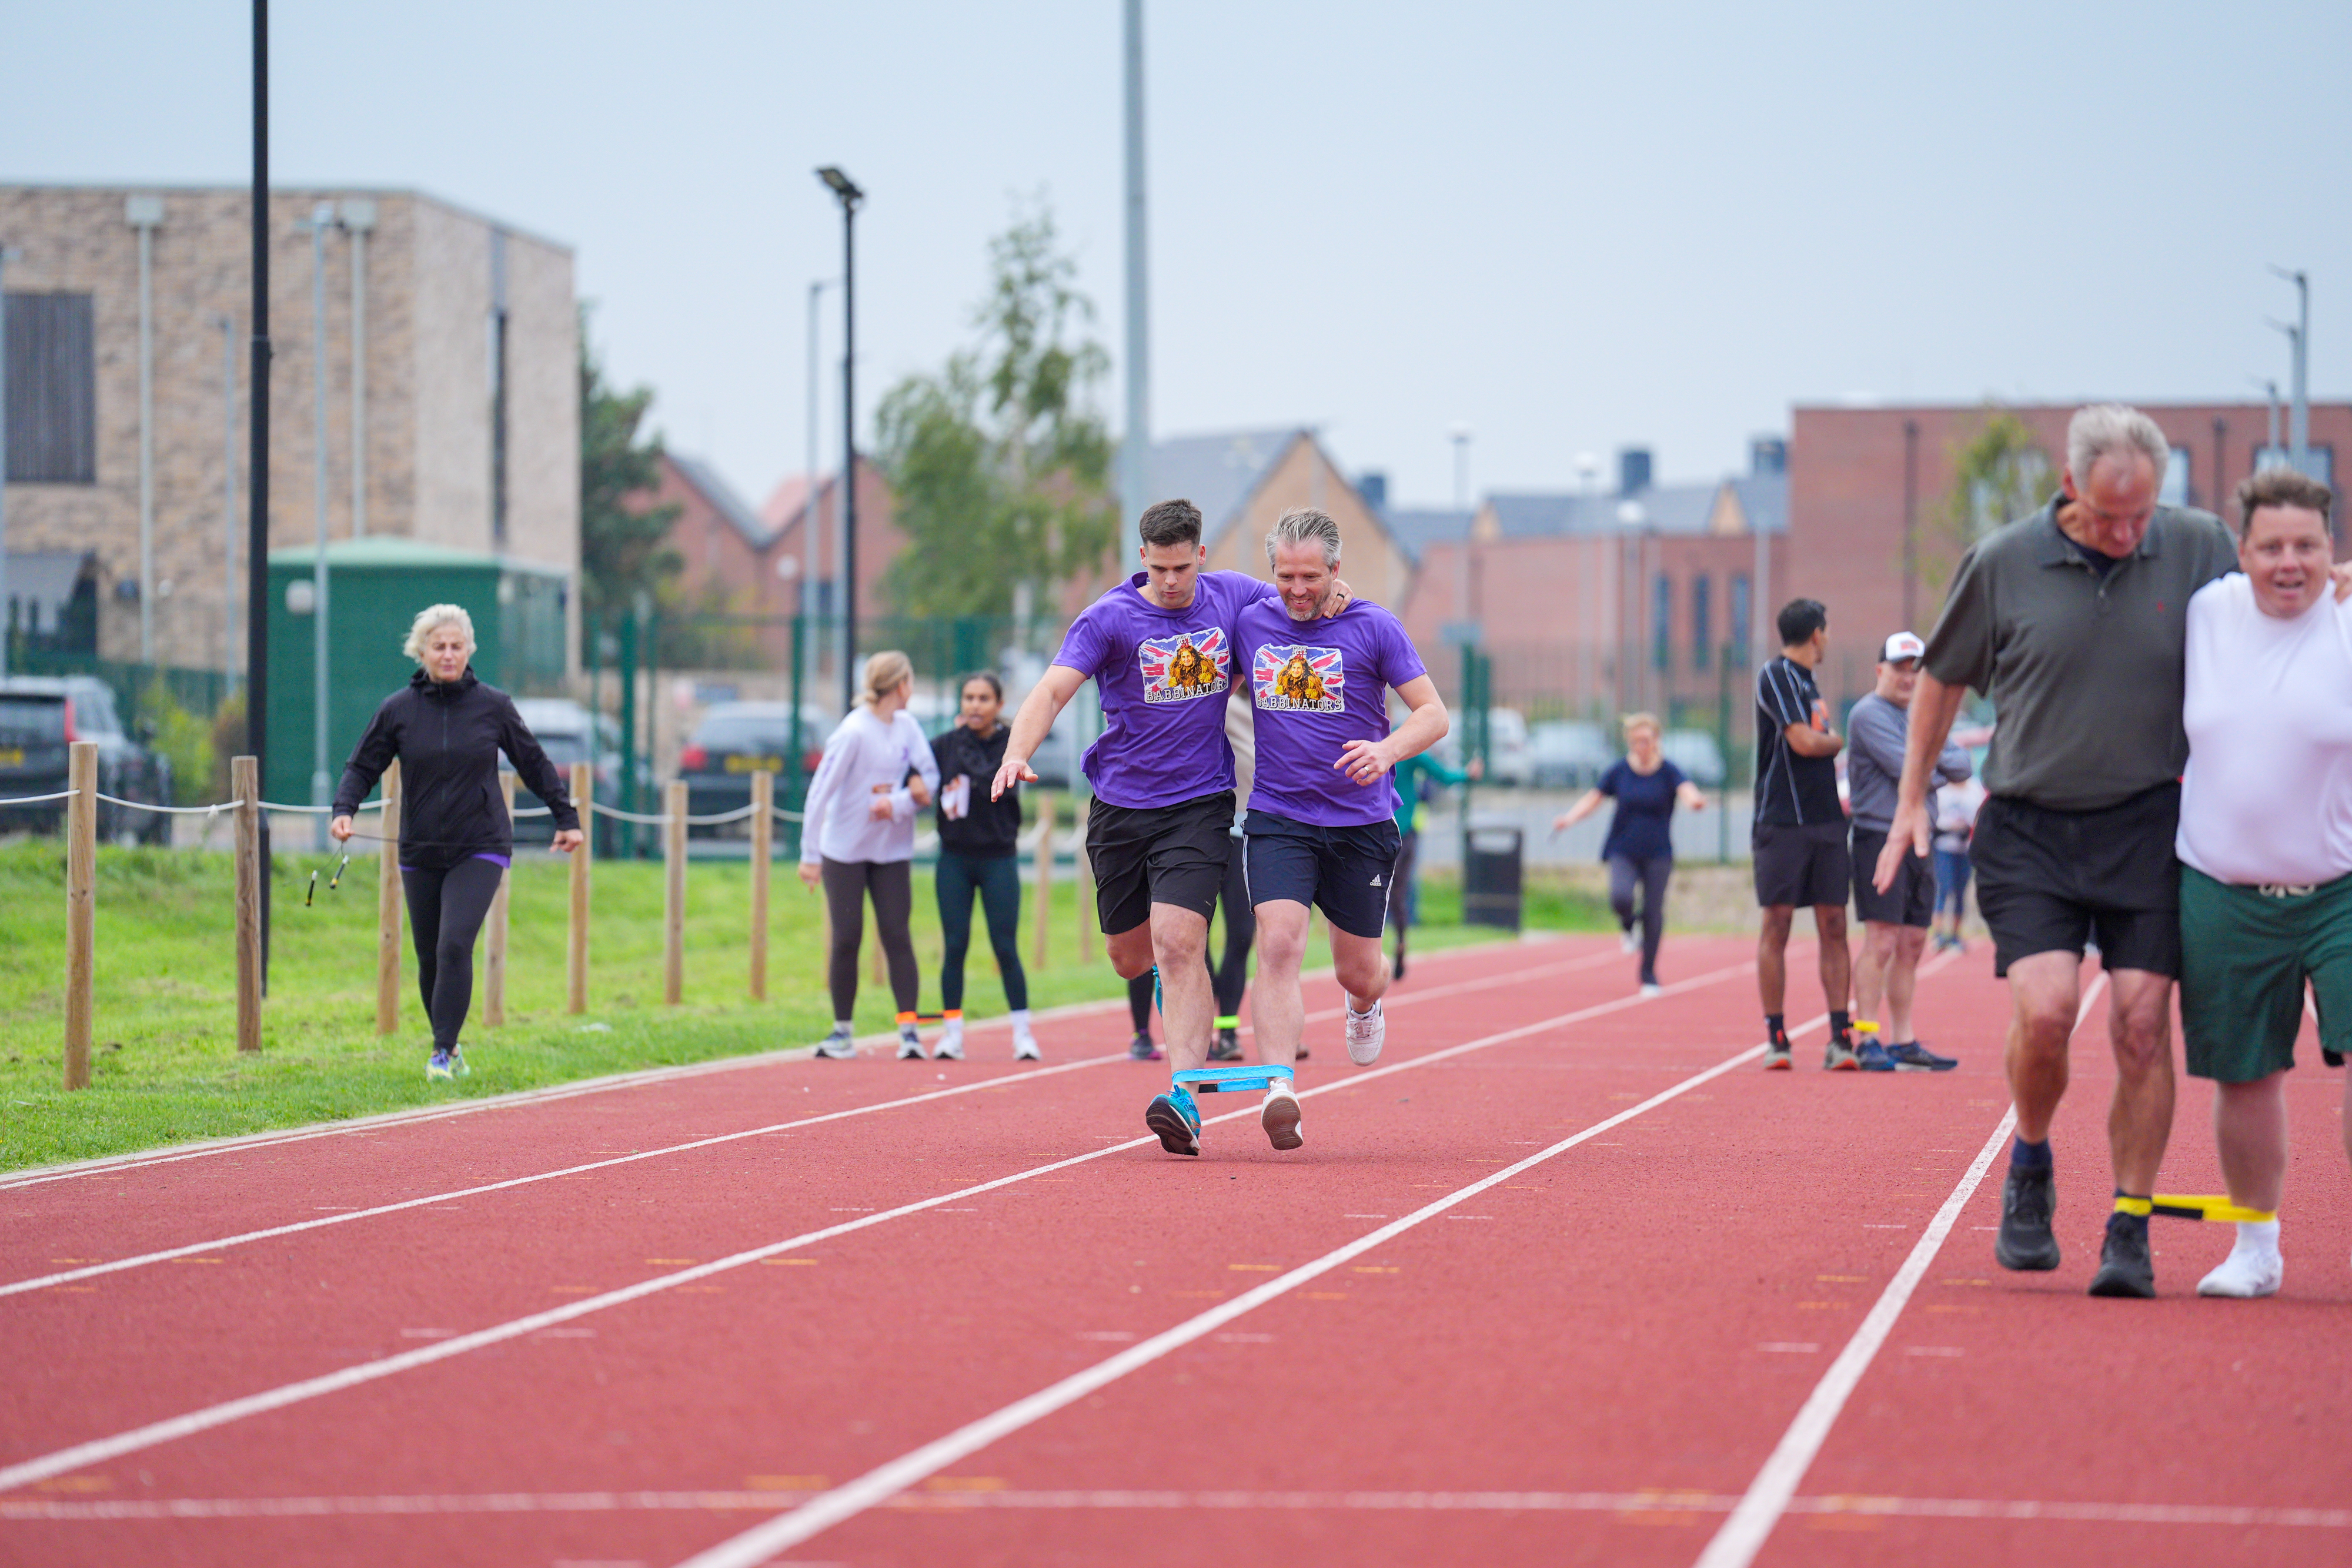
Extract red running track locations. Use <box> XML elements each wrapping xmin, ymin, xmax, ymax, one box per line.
<box><xmin>1</xmin><ymin>933</ymin><xmax>2346</xmax><ymax>1568</ymax></box>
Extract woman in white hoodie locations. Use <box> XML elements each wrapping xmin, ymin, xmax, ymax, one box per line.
<box><xmin>799</xmin><ymin>651</ymin><xmax>941</xmax><ymax>1059</ymax></box>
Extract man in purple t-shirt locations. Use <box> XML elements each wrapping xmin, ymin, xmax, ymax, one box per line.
<box><xmin>994</xmin><ymin>499</ymin><xmax>1346</xmax><ymax>1156</ymax></box>
<box><xmin>1232</xmin><ymin>507</ymin><xmax>1449</xmax><ymax>1151</ymax></box>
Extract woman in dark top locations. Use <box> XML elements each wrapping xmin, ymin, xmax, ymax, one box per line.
<box><xmin>1552</xmin><ymin>712</ymin><xmax>1705</xmax><ymax>995</ymax></box>
<box><xmin>930</xmin><ymin>671</ymin><xmax>1035</xmax><ymax>1061</ymax></box>
<box><xmin>331</xmin><ymin>604</ymin><xmax>582</xmax><ymax>1081</ymax></box>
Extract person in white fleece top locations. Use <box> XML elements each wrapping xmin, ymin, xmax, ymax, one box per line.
<box><xmin>2176</xmin><ymin>466</ymin><xmax>2352</xmax><ymax>1299</ymax></box>
<box><xmin>800</xmin><ymin>650</ymin><xmax>940</xmax><ymax>1060</ymax></box>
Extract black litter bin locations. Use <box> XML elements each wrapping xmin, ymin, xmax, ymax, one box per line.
<box><xmin>1463</xmin><ymin>821</ymin><xmax>1524</xmax><ymax>931</ymax></box>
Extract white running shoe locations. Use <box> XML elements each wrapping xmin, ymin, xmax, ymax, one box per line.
<box><xmin>2198</xmin><ymin>1224</ymin><xmax>2282</xmax><ymax>1298</ymax></box>
<box><xmin>1344</xmin><ymin>1001</ymin><xmax>1386</xmax><ymax>1066</ymax></box>
<box><xmin>1640</xmin><ymin>982</ymin><xmax>1662</xmax><ymax>999</ymax></box>
<box><xmin>813</xmin><ymin>1027</ymin><xmax>857</xmax><ymax>1061</ymax></box>
<box><xmin>1261</xmin><ymin>1088</ymin><xmax>1303</xmax><ymax>1151</ymax></box>
<box><xmin>934</xmin><ymin>1022</ymin><xmax>965</xmax><ymax>1061</ymax></box>
<box><xmin>1620</xmin><ymin>928</ymin><xmax>1639</xmax><ymax>955</ymax></box>
<box><xmin>1012</xmin><ymin>1025</ymin><xmax>1041</xmax><ymax>1061</ymax></box>
<box><xmin>896</xmin><ymin>1028</ymin><xmax>926</xmax><ymax>1061</ymax></box>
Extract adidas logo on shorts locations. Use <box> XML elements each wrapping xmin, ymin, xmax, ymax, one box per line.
<box><xmin>1369</xmin><ymin>874</ymin><xmax>1382</xmax><ymax>887</ymax></box>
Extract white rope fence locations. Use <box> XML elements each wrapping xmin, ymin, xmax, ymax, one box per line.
<box><xmin>0</xmin><ymin>790</ymin><xmax>802</xmax><ymax>826</ymax></box>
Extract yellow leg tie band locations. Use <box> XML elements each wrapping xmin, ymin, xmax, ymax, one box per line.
<box><xmin>2149</xmin><ymin>1193</ymin><xmax>2278</xmax><ymax>1225</ymax></box>
<box><xmin>2113</xmin><ymin>1195</ymin><xmax>2153</xmax><ymax>1218</ymax></box>
<box><xmin>1852</xmin><ymin>1020</ymin><xmax>1880</xmax><ymax>1036</ymax></box>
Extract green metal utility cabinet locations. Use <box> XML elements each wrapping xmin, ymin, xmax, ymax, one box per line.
<box><xmin>265</xmin><ymin>537</ymin><xmax>569</xmax><ymax>804</ymax></box>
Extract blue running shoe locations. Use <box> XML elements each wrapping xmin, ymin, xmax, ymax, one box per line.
<box><xmin>448</xmin><ymin>1046</ymin><xmax>470</xmax><ymax>1078</ymax></box>
<box><xmin>426</xmin><ymin>1048</ymin><xmax>455</xmax><ymax>1082</ymax></box>
<box><xmin>1886</xmin><ymin>1039</ymin><xmax>1957</xmax><ymax>1071</ymax></box>
<box><xmin>1855</xmin><ymin>1040</ymin><xmax>1896</xmax><ymax>1072</ymax></box>
<box><xmin>1144</xmin><ymin>1085</ymin><xmax>1201</xmax><ymax>1156</ymax></box>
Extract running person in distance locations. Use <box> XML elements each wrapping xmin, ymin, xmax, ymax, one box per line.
<box><xmin>1752</xmin><ymin>599</ymin><xmax>1858</xmax><ymax>1071</ymax></box>
<box><xmin>1930</xmin><ymin>773</ymin><xmax>1986</xmax><ymax>954</ymax></box>
<box><xmin>1878</xmin><ymin>404</ymin><xmax>2352</xmax><ymax>1298</ymax></box>
<box><xmin>1845</xmin><ymin>632</ymin><xmax>1970</xmax><ymax>1070</ymax></box>
<box><xmin>2175</xmin><ymin>468</ymin><xmax>2352</xmax><ymax>1298</ymax></box>
<box><xmin>930</xmin><ymin>671</ymin><xmax>1038</xmax><ymax>1062</ymax></box>
<box><xmin>331</xmin><ymin>604</ymin><xmax>582</xmax><ymax>1082</ymax></box>
<box><xmin>1552</xmin><ymin>711</ymin><xmax>1705</xmax><ymax>998</ymax></box>
<box><xmin>991</xmin><ymin>498</ymin><xmax>1346</xmax><ymax>1156</ymax></box>
<box><xmin>1235</xmin><ymin>507</ymin><xmax>1449</xmax><ymax>1151</ymax></box>
<box><xmin>1387</xmin><ymin>726</ymin><xmax>1476</xmax><ymax>982</ymax></box>
<box><xmin>800</xmin><ymin>652</ymin><xmax>939</xmax><ymax>1061</ymax></box>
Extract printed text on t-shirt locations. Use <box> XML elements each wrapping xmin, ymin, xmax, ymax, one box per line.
<box><xmin>1252</xmin><ymin>644</ymin><xmax>1347</xmax><ymax>714</ymax></box>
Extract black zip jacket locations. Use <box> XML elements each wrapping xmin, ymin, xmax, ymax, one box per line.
<box><xmin>335</xmin><ymin>668</ymin><xmax>579</xmax><ymax>870</ymax></box>
<box><xmin>930</xmin><ymin>722</ymin><xmax>1023</xmax><ymax>858</ymax></box>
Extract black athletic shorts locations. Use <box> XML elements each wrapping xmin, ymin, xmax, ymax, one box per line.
<box><xmin>1852</xmin><ymin>824</ymin><xmax>1933</xmax><ymax>928</ymax></box>
<box><xmin>1970</xmin><ymin>782</ymin><xmax>2181</xmax><ymax>979</ymax></box>
<box><xmin>1752</xmin><ymin>819</ymin><xmax>1852</xmax><ymax>911</ymax></box>
<box><xmin>1086</xmin><ymin>790</ymin><xmax>1235</xmax><ymax>935</ymax></box>
<box><xmin>1243</xmin><ymin>810</ymin><xmax>1402</xmax><ymax>940</ymax></box>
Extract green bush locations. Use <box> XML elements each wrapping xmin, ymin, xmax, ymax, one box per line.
<box><xmin>137</xmin><ymin>678</ymin><xmax>215</xmax><ymax>805</ymax></box>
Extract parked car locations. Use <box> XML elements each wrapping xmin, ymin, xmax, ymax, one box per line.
<box><xmin>675</xmin><ymin>701</ymin><xmax>834</xmax><ymax>838</ymax></box>
<box><xmin>0</xmin><ymin>676</ymin><xmax>172</xmax><ymax>843</ymax></box>
<box><xmin>1528</xmin><ymin>721</ymin><xmax>1613</xmax><ymax>790</ymax></box>
<box><xmin>1661</xmin><ymin>728</ymin><xmax>1727</xmax><ymax>787</ymax></box>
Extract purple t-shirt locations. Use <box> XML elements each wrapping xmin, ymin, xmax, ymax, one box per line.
<box><xmin>1053</xmin><ymin>570</ymin><xmax>1268</xmax><ymax>810</ymax></box>
<box><xmin>1234</xmin><ymin>596</ymin><xmax>1428</xmax><ymax>827</ymax></box>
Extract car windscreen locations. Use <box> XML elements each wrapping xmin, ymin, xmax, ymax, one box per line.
<box><xmin>0</xmin><ymin>698</ymin><xmax>68</xmax><ymax>741</ymax></box>
<box><xmin>690</xmin><ymin>714</ymin><xmax>798</xmax><ymax>751</ymax></box>
<box><xmin>71</xmin><ymin>685</ymin><xmax>123</xmax><ymax>737</ymax></box>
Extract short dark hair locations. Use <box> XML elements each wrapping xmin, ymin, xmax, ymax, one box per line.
<box><xmin>2234</xmin><ymin>467</ymin><xmax>2335</xmax><ymax>535</ymax></box>
<box><xmin>959</xmin><ymin>669</ymin><xmax>1003</xmax><ymax>702</ymax></box>
<box><xmin>1138</xmin><ymin>498</ymin><xmax>1204</xmax><ymax>549</ymax></box>
<box><xmin>1776</xmin><ymin>598</ymin><xmax>1828</xmax><ymax>647</ymax></box>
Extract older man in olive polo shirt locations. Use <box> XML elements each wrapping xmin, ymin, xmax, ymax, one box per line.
<box><xmin>1877</xmin><ymin>404</ymin><xmax>2352</xmax><ymax>1299</ymax></box>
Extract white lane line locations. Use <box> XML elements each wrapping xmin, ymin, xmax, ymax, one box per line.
<box><xmin>0</xmin><ymin>947</ymin><xmax>1629</xmax><ymax>1298</ymax></box>
<box><xmin>0</xmin><ymin>954</ymin><xmax>1758</xmax><ymax>1497</ymax></box>
<box><xmin>11</xmin><ymin>1488</ymin><xmax>2347</xmax><ymax>1526</ymax></box>
<box><xmin>670</xmin><ymin>1012</ymin><xmax>1782</xmax><ymax>1567</ymax></box>
<box><xmin>1693</xmin><ymin>970</ymin><xmax>2110</xmax><ymax>1568</ymax></box>
<box><xmin>0</xmin><ymin>935</ymin><xmax>1587</xmax><ymax>1194</ymax></box>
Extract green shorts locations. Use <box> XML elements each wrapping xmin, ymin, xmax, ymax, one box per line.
<box><xmin>2177</xmin><ymin>864</ymin><xmax>2352</xmax><ymax>1082</ymax></box>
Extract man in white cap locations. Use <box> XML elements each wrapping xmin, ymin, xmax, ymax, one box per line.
<box><xmin>1847</xmin><ymin>631</ymin><xmax>1972</xmax><ymax>1071</ymax></box>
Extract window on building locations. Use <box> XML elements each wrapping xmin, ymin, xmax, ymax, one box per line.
<box><xmin>4</xmin><ymin>293</ymin><xmax>98</xmax><ymax>484</ymax></box>
<box><xmin>1692</xmin><ymin>574</ymin><xmax>1713</xmax><ymax>671</ymax></box>
<box><xmin>2160</xmin><ymin>446</ymin><xmax>2191</xmax><ymax>507</ymax></box>
<box><xmin>2253</xmin><ymin>445</ymin><xmax>2335</xmax><ymax>487</ymax></box>
<box><xmin>1652</xmin><ymin>573</ymin><xmax>1672</xmax><ymax>673</ymax></box>
<box><xmin>1730</xmin><ymin>574</ymin><xmax>1752</xmax><ymax>668</ymax></box>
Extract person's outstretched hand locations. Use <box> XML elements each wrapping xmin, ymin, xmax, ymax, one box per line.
<box><xmin>991</xmin><ymin>755</ymin><xmax>1038</xmax><ymax>801</ymax></box>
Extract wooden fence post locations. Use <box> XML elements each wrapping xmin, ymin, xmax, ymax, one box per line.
<box><xmin>62</xmin><ymin>740</ymin><xmax>96</xmax><ymax>1091</ymax></box>
<box><xmin>233</xmin><ymin>755</ymin><xmax>262</xmax><ymax>1054</ymax></box>
<box><xmin>749</xmin><ymin>769</ymin><xmax>772</xmax><ymax>1001</ymax></box>
<box><xmin>376</xmin><ymin>760</ymin><xmax>403</xmax><ymax>1036</ymax></box>
<box><xmin>567</xmin><ymin>761</ymin><xmax>592</xmax><ymax>1015</ymax></box>
<box><xmin>1031</xmin><ymin>791</ymin><xmax>1054</xmax><ymax>974</ymax></box>
<box><xmin>484</xmin><ymin>771</ymin><xmax>515</xmax><ymax>1027</ymax></box>
<box><xmin>663</xmin><ymin>778</ymin><xmax>687</xmax><ymax>1005</ymax></box>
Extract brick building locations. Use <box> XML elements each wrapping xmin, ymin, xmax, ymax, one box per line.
<box><xmin>1785</xmin><ymin>400</ymin><xmax>2351</xmax><ymax>711</ymax></box>
<box><xmin>0</xmin><ymin>185</ymin><xmax>578</xmax><ymax>676</ymax></box>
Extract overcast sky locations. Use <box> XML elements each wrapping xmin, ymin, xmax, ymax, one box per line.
<box><xmin>8</xmin><ymin>1</ymin><xmax>2347</xmax><ymax>510</ymax></box>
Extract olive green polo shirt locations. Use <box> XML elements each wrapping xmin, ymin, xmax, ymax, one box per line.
<box><xmin>1920</xmin><ymin>497</ymin><xmax>2236</xmax><ymax>811</ymax></box>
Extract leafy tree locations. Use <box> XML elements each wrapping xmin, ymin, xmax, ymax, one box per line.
<box><xmin>578</xmin><ymin>307</ymin><xmax>681</xmax><ymax>630</ymax></box>
<box><xmin>876</xmin><ymin>207</ymin><xmax>1117</xmax><ymax>621</ymax></box>
<box><xmin>1924</xmin><ymin>407</ymin><xmax>2053</xmax><ymax>593</ymax></box>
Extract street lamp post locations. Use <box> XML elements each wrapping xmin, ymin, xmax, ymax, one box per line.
<box><xmin>219</xmin><ymin>313</ymin><xmax>238</xmax><ymax>688</ymax></box>
<box><xmin>2271</xmin><ymin>266</ymin><xmax>2309</xmax><ymax>471</ymax></box>
<box><xmin>816</xmin><ymin>167</ymin><xmax>863</xmax><ymax>714</ymax></box>
<box><xmin>804</xmin><ymin>277</ymin><xmax>834</xmax><ymax>667</ymax></box>
<box><xmin>301</xmin><ymin>202</ymin><xmax>342</xmax><ymax>848</ymax></box>
<box><xmin>0</xmin><ymin>243</ymin><xmax>18</xmax><ymax>680</ymax></box>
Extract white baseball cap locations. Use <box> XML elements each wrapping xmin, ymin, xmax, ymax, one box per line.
<box><xmin>1881</xmin><ymin>631</ymin><xmax>1926</xmax><ymax>663</ymax></box>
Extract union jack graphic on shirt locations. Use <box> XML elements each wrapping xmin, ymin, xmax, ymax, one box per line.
<box><xmin>1252</xmin><ymin>644</ymin><xmax>1346</xmax><ymax>714</ymax></box>
<box><xmin>1138</xmin><ymin>627</ymin><xmax>1230</xmax><ymax>704</ymax></box>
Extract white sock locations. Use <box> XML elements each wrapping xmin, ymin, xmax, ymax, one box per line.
<box><xmin>2234</xmin><ymin>1218</ymin><xmax>2281</xmax><ymax>1258</ymax></box>
<box><xmin>834</xmin><ymin>1019</ymin><xmax>853</xmax><ymax>1034</ymax></box>
<box><xmin>1010</xmin><ymin>1008</ymin><xmax>1033</xmax><ymax>1033</ymax></box>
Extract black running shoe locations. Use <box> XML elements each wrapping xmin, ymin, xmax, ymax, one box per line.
<box><xmin>1208</xmin><ymin>1028</ymin><xmax>1243</xmax><ymax>1062</ymax></box>
<box><xmin>2086</xmin><ymin>1215</ymin><xmax>2156</xmax><ymax>1298</ymax></box>
<box><xmin>1994</xmin><ymin>1163</ymin><xmax>2061</xmax><ymax>1271</ymax></box>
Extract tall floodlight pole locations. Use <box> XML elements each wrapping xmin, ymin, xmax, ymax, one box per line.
<box><xmin>0</xmin><ymin>245</ymin><xmax>16</xmax><ymax>680</ymax></box>
<box><xmin>219</xmin><ymin>314</ymin><xmax>238</xmax><ymax>687</ymax></box>
<box><xmin>804</xmin><ymin>278</ymin><xmax>834</xmax><ymax>669</ymax></box>
<box><xmin>129</xmin><ymin>196</ymin><xmax>163</xmax><ymax>662</ymax></box>
<box><xmin>1450</xmin><ymin>424</ymin><xmax>1471</xmax><ymax>620</ymax></box>
<box><xmin>816</xmin><ymin>168</ymin><xmax>863</xmax><ymax>713</ymax></box>
<box><xmin>1120</xmin><ymin>0</ymin><xmax>1151</xmax><ymax>536</ymax></box>
<box><xmin>345</xmin><ymin>199</ymin><xmax>373</xmax><ymax>536</ymax></box>
<box><xmin>303</xmin><ymin>203</ymin><xmax>339</xmax><ymax>849</ymax></box>
<box><xmin>2272</xmin><ymin>266</ymin><xmax>2310</xmax><ymax>470</ymax></box>
<box><xmin>249</xmin><ymin>0</ymin><xmax>273</xmax><ymax>984</ymax></box>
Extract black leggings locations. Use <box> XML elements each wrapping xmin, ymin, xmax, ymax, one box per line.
<box><xmin>401</xmin><ymin>857</ymin><xmax>506</xmax><ymax>1051</ymax></box>
<box><xmin>822</xmin><ymin>857</ymin><xmax>919</xmax><ymax>1021</ymax></box>
<box><xmin>1608</xmin><ymin>852</ymin><xmax>1673</xmax><ymax>984</ymax></box>
<box><xmin>937</xmin><ymin>850</ymin><xmax>1027</xmax><ymax>1012</ymax></box>
<box><xmin>1127</xmin><ymin>842</ymin><xmax>1254</xmax><ymax>1031</ymax></box>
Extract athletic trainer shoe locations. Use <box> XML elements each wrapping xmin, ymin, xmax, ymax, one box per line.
<box><xmin>1128</xmin><ymin>1031</ymin><xmax>1163</xmax><ymax>1062</ymax></box>
<box><xmin>1261</xmin><ymin>1088</ymin><xmax>1304</xmax><ymax>1151</ymax></box>
<box><xmin>1762</xmin><ymin>1028</ymin><xmax>1793</xmax><ymax>1071</ymax></box>
<box><xmin>1145</xmin><ymin>1086</ymin><xmax>1202</xmax><ymax>1156</ymax></box>
<box><xmin>1012</xmin><ymin>1025</ymin><xmax>1041</xmax><ymax>1062</ymax></box>
<box><xmin>449</xmin><ymin>1047</ymin><xmax>469</xmax><ymax>1078</ymax></box>
<box><xmin>934</xmin><ymin>1023</ymin><xmax>965</xmax><ymax>1061</ymax></box>
<box><xmin>2087</xmin><ymin>1215</ymin><xmax>2157</xmax><ymax>1298</ymax></box>
<box><xmin>896</xmin><ymin>1027</ymin><xmax>926</xmax><ymax>1061</ymax></box>
<box><xmin>1823</xmin><ymin>1033</ymin><xmax>1861</xmax><ymax>1071</ymax></box>
<box><xmin>1344</xmin><ymin>1000</ymin><xmax>1387</xmax><ymax>1065</ymax></box>
<box><xmin>813</xmin><ymin>1026</ymin><xmax>858</xmax><ymax>1061</ymax></box>
<box><xmin>1886</xmin><ymin>1040</ymin><xmax>1958</xmax><ymax>1072</ymax></box>
<box><xmin>1208</xmin><ymin>1028</ymin><xmax>1244</xmax><ymax>1063</ymax></box>
<box><xmin>1619</xmin><ymin>928</ymin><xmax>1639</xmax><ymax>955</ymax></box>
<box><xmin>2197</xmin><ymin>1239</ymin><xmax>2283</xmax><ymax>1299</ymax></box>
<box><xmin>1855</xmin><ymin>1039</ymin><xmax>1896</xmax><ymax>1072</ymax></box>
<box><xmin>1994</xmin><ymin>1163</ymin><xmax>2061</xmax><ymax>1272</ymax></box>
<box><xmin>426</xmin><ymin>1049</ymin><xmax>455</xmax><ymax>1082</ymax></box>
<box><xmin>1639</xmin><ymin>982</ymin><xmax>1662</xmax><ymax>999</ymax></box>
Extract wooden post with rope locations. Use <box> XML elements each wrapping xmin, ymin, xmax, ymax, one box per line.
<box><xmin>749</xmin><ymin>769</ymin><xmax>772</xmax><ymax>1000</ymax></box>
<box><xmin>62</xmin><ymin>740</ymin><xmax>96</xmax><ymax>1090</ymax></box>
<box><xmin>567</xmin><ymin>761</ymin><xmax>591</xmax><ymax>1015</ymax></box>
<box><xmin>233</xmin><ymin>755</ymin><xmax>262</xmax><ymax>1054</ymax></box>
<box><xmin>1031</xmin><ymin>791</ymin><xmax>1055</xmax><ymax>974</ymax></box>
<box><xmin>484</xmin><ymin>770</ymin><xmax>515</xmax><ymax>1027</ymax></box>
<box><xmin>663</xmin><ymin>778</ymin><xmax>687</xmax><ymax>1005</ymax></box>
<box><xmin>375</xmin><ymin>760</ymin><xmax>403</xmax><ymax>1035</ymax></box>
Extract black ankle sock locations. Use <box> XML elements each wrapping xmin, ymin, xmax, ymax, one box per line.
<box><xmin>1765</xmin><ymin>1013</ymin><xmax>1786</xmax><ymax>1039</ymax></box>
<box><xmin>1829</xmin><ymin>1010</ymin><xmax>1851</xmax><ymax>1037</ymax></box>
<box><xmin>2011</xmin><ymin>1136</ymin><xmax>2051</xmax><ymax>1169</ymax></box>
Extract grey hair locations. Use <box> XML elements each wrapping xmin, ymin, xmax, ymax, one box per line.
<box><xmin>2066</xmin><ymin>404</ymin><xmax>2170</xmax><ymax>486</ymax></box>
<box><xmin>1264</xmin><ymin>506</ymin><xmax>1342</xmax><ymax>569</ymax></box>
